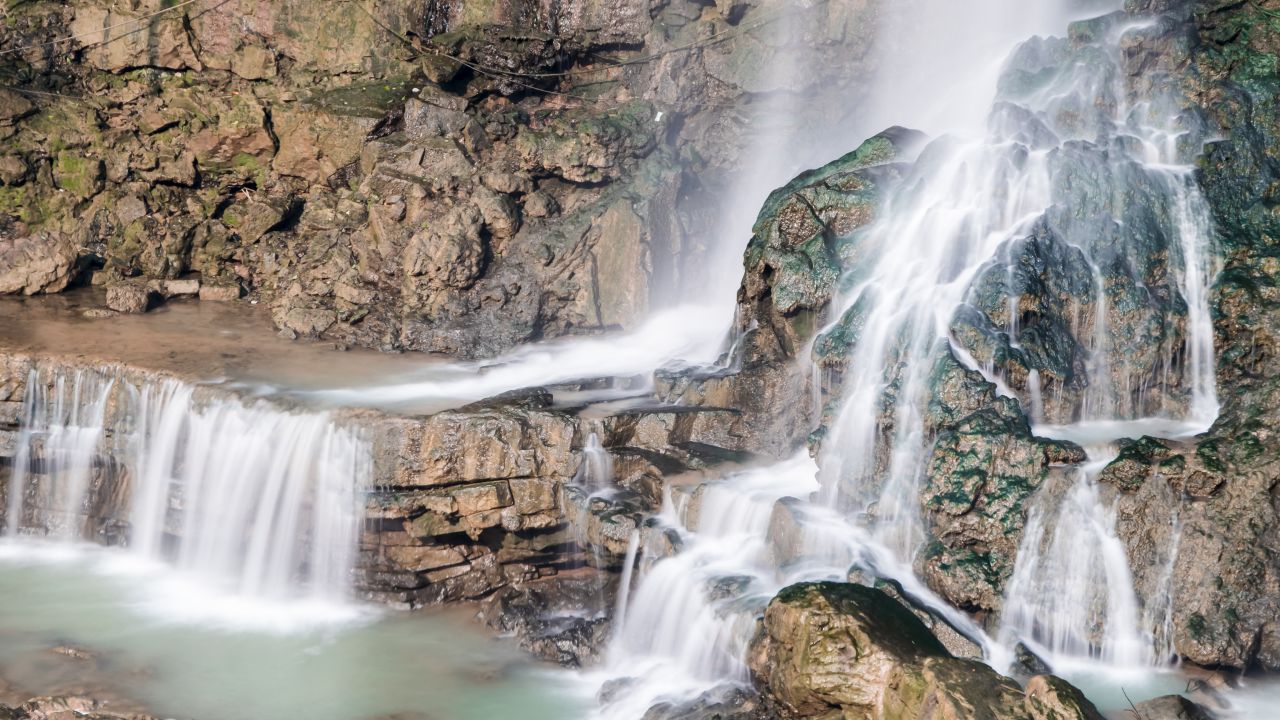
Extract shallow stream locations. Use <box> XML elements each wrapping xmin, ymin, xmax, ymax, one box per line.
<box><xmin>0</xmin><ymin>544</ymin><xmax>589</xmax><ymax>720</ymax></box>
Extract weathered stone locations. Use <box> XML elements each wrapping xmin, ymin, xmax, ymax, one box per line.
<box><xmin>747</xmin><ymin>582</ymin><xmax>1102</xmax><ymax>720</ymax></box>
<box><xmin>1128</xmin><ymin>695</ymin><xmax>1215</xmax><ymax>720</ymax></box>
<box><xmin>510</xmin><ymin>478</ymin><xmax>559</xmax><ymax>515</ymax></box>
<box><xmin>273</xmin><ymin>107</ymin><xmax>379</xmax><ymax>183</ymax></box>
<box><xmin>70</xmin><ymin>5</ymin><xmax>201</xmax><ymax>71</ymax></box>
<box><xmin>0</xmin><ymin>90</ymin><xmax>34</xmax><ymax>122</ymax></box>
<box><xmin>0</xmin><ymin>235</ymin><xmax>78</xmax><ymax>295</ymax></box>
<box><xmin>198</xmin><ymin>282</ymin><xmax>242</xmax><ymax>302</ymax></box>
<box><xmin>453</xmin><ymin>481</ymin><xmax>514</xmax><ymax>516</ymax></box>
<box><xmin>160</xmin><ymin>278</ymin><xmax>200</xmax><ymax>297</ymax></box>
<box><xmin>384</xmin><ymin>544</ymin><xmax>467</xmax><ymax>572</ymax></box>
<box><xmin>404</xmin><ymin>92</ymin><xmax>469</xmax><ymax>140</ymax></box>
<box><xmin>105</xmin><ymin>282</ymin><xmax>157</xmax><ymax>314</ymax></box>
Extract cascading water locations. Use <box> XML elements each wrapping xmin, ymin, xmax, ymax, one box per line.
<box><xmin>5</xmin><ymin>368</ymin><xmax>115</xmax><ymax>540</ymax></box>
<box><xmin>3</xmin><ymin>365</ymin><xmax>369</xmax><ymax>615</ymax></box>
<box><xmin>595</xmin><ymin>1</ymin><xmax>1223</xmax><ymax>715</ymax></box>
<box><xmin>998</xmin><ymin>449</ymin><xmax>1150</xmax><ymax>669</ymax></box>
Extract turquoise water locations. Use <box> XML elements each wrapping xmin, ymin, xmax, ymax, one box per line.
<box><xmin>0</xmin><ymin>547</ymin><xmax>590</xmax><ymax>720</ymax></box>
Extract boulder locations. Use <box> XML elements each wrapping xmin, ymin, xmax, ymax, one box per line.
<box><xmin>747</xmin><ymin>582</ymin><xmax>1103</xmax><ymax>720</ymax></box>
<box><xmin>1129</xmin><ymin>695</ymin><xmax>1215</xmax><ymax>720</ymax></box>
<box><xmin>0</xmin><ymin>235</ymin><xmax>78</xmax><ymax>295</ymax></box>
<box><xmin>105</xmin><ymin>282</ymin><xmax>158</xmax><ymax>314</ymax></box>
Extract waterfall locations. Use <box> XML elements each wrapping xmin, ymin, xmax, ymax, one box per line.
<box><xmin>5</xmin><ymin>368</ymin><xmax>114</xmax><ymax>540</ymax></box>
<box><xmin>998</xmin><ymin>449</ymin><xmax>1150</xmax><ymax>669</ymax></box>
<box><xmin>3</xmin><ymin>364</ymin><xmax>369</xmax><ymax>608</ymax></box>
<box><xmin>577</xmin><ymin>433</ymin><xmax>614</xmax><ymax>495</ymax></box>
<box><xmin>595</xmin><ymin>457</ymin><xmax>819</xmax><ymax>719</ymax></box>
<box><xmin>596</xmin><ymin>1</ymin><xmax>1221</xmax><ymax>714</ymax></box>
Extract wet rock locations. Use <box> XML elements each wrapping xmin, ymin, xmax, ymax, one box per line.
<box><xmin>1</xmin><ymin>694</ymin><xmax>161</xmax><ymax>720</ymax></box>
<box><xmin>158</xmin><ymin>278</ymin><xmax>200</xmax><ymax>297</ymax></box>
<box><xmin>198</xmin><ymin>282</ymin><xmax>242</xmax><ymax>302</ymax></box>
<box><xmin>743</xmin><ymin>128</ymin><xmax>922</xmax><ymax>354</ymax></box>
<box><xmin>639</xmin><ymin>686</ymin><xmax>772</xmax><ymax>720</ymax></box>
<box><xmin>105</xmin><ymin>283</ymin><xmax>158</xmax><ymax>314</ymax></box>
<box><xmin>1023</xmin><ymin>676</ymin><xmax>1105</xmax><ymax>720</ymax></box>
<box><xmin>1129</xmin><ymin>695</ymin><xmax>1215</xmax><ymax>720</ymax></box>
<box><xmin>917</xmin><ymin>352</ymin><xmax>1084</xmax><ymax>613</ymax></box>
<box><xmin>478</xmin><ymin>573</ymin><xmax>614</xmax><ymax>667</ymax></box>
<box><xmin>1087</xmin><ymin>0</ymin><xmax>1280</xmax><ymax>669</ymax></box>
<box><xmin>747</xmin><ymin>582</ymin><xmax>1102</xmax><ymax>720</ymax></box>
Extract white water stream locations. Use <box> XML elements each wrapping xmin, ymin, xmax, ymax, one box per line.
<box><xmin>4</xmin><ymin>366</ymin><xmax>368</xmax><ymax>627</ymax></box>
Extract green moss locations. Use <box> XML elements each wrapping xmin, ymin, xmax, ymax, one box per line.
<box><xmin>1197</xmin><ymin>439</ymin><xmax>1227</xmax><ymax>473</ymax></box>
<box><xmin>305</xmin><ymin>77</ymin><xmax>415</xmax><ymax>118</ymax></box>
<box><xmin>1187</xmin><ymin>613</ymin><xmax>1208</xmax><ymax>640</ymax></box>
<box><xmin>0</xmin><ymin>183</ymin><xmax>53</xmax><ymax>225</ymax></box>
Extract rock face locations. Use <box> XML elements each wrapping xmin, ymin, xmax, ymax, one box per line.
<box><xmin>746</xmin><ymin>582</ymin><xmax>1103</xmax><ymax>720</ymax></box>
<box><xmin>0</xmin><ymin>0</ymin><xmax>881</xmax><ymax>358</ymax></box>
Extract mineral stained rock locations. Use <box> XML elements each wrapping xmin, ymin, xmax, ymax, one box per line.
<box><xmin>746</xmin><ymin>582</ymin><xmax>1104</xmax><ymax>720</ymax></box>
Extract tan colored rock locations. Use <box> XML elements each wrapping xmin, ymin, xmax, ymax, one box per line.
<box><xmin>230</xmin><ymin>44</ymin><xmax>278</xmax><ymax>80</ymax></box>
<box><xmin>403</xmin><ymin>204</ymin><xmax>485</xmax><ymax>290</ymax></box>
<box><xmin>1024</xmin><ymin>676</ymin><xmax>1105</xmax><ymax>720</ymax></box>
<box><xmin>0</xmin><ymin>154</ymin><xmax>27</xmax><ymax>184</ymax></box>
<box><xmin>380</xmin><ymin>409</ymin><xmax>576</xmax><ymax>488</ymax></box>
<box><xmin>453</xmin><ymin>481</ymin><xmax>514</xmax><ymax>516</ymax></box>
<box><xmin>105</xmin><ymin>282</ymin><xmax>157</xmax><ymax>314</ymax></box>
<box><xmin>70</xmin><ymin>6</ymin><xmax>201</xmax><ymax>71</ymax></box>
<box><xmin>198</xmin><ymin>282</ymin><xmax>242</xmax><ymax>301</ymax></box>
<box><xmin>510</xmin><ymin>478</ymin><xmax>559</xmax><ymax>515</ymax></box>
<box><xmin>187</xmin><ymin>96</ymin><xmax>275</xmax><ymax>166</ymax></box>
<box><xmin>590</xmin><ymin>199</ymin><xmax>649</xmax><ymax>327</ymax></box>
<box><xmin>161</xmin><ymin>278</ymin><xmax>200</xmax><ymax>296</ymax></box>
<box><xmin>748</xmin><ymin>582</ymin><xmax>1102</xmax><ymax>720</ymax></box>
<box><xmin>748</xmin><ymin>582</ymin><xmax>949</xmax><ymax>717</ymax></box>
<box><xmin>472</xmin><ymin>187</ymin><xmax>521</xmax><ymax>239</ymax></box>
<box><xmin>0</xmin><ymin>89</ymin><xmax>33</xmax><ymax>122</ymax></box>
<box><xmin>272</xmin><ymin>107</ymin><xmax>378</xmax><ymax>183</ymax></box>
<box><xmin>280</xmin><ymin>307</ymin><xmax>336</xmax><ymax>335</ymax></box>
<box><xmin>384</xmin><ymin>544</ymin><xmax>467</xmax><ymax>572</ymax></box>
<box><xmin>0</xmin><ymin>235</ymin><xmax>78</xmax><ymax>295</ymax></box>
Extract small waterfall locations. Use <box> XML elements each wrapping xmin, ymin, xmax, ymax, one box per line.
<box><xmin>612</xmin><ymin>530</ymin><xmax>641</xmax><ymax>638</ymax></box>
<box><xmin>596</xmin><ymin>458</ymin><xmax>817</xmax><ymax>719</ymax></box>
<box><xmin>124</xmin><ymin>379</ymin><xmax>368</xmax><ymax>601</ymax></box>
<box><xmin>3</xmin><ymin>364</ymin><xmax>369</xmax><ymax>607</ymax></box>
<box><xmin>5</xmin><ymin>368</ymin><xmax>115</xmax><ymax>540</ymax></box>
<box><xmin>998</xmin><ymin>449</ymin><xmax>1150</xmax><ymax>669</ymax></box>
<box><xmin>577</xmin><ymin>433</ymin><xmax>614</xmax><ymax>495</ymax></box>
